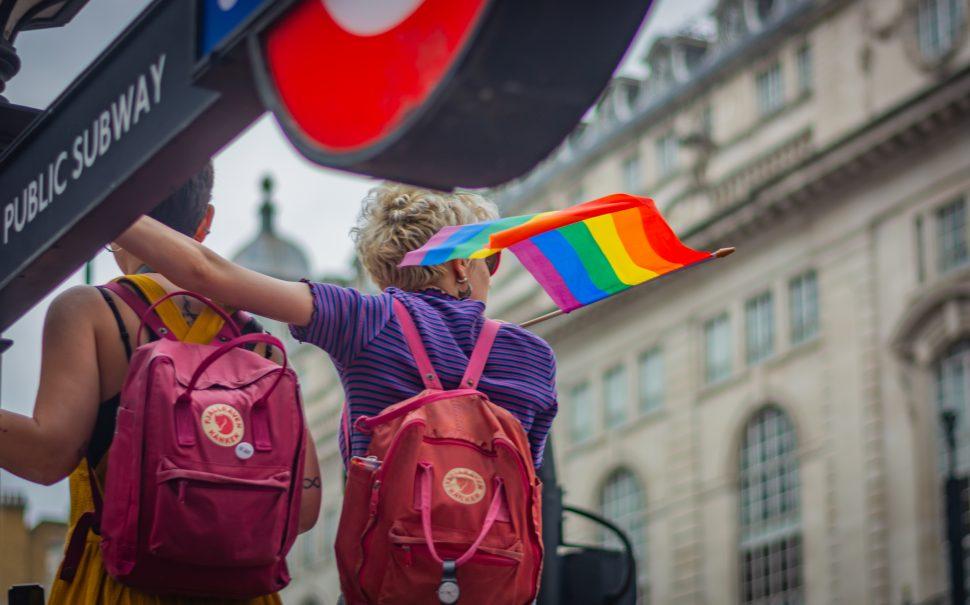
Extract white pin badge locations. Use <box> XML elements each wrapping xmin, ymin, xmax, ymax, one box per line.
<box><xmin>235</xmin><ymin>442</ymin><xmax>254</xmax><ymax>460</ymax></box>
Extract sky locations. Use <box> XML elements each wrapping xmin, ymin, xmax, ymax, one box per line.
<box><xmin>0</xmin><ymin>0</ymin><xmax>714</xmax><ymax>525</ymax></box>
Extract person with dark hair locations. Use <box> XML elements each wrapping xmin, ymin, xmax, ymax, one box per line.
<box><xmin>0</xmin><ymin>162</ymin><xmax>321</xmax><ymax>605</ymax></box>
<box><xmin>146</xmin><ymin>161</ymin><xmax>215</xmax><ymax>236</ymax></box>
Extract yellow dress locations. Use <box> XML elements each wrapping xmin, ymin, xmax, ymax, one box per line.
<box><xmin>47</xmin><ymin>461</ymin><xmax>283</xmax><ymax>605</ymax></box>
<box><xmin>49</xmin><ymin>277</ymin><xmax>283</xmax><ymax>604</ymax></box>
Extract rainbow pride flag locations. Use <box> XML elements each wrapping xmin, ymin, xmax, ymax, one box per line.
<box><xmin>399</xmin><ymin>193</ymin><xmax>713</xmax><ymax>313</ymax></box>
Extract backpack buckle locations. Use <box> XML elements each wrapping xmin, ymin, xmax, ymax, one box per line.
<box><xmin>437</xmin><ymin>559</ymin><xmax>459</xmax><ymax>604</ymax></box>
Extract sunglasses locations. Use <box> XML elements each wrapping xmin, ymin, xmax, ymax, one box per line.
<box><xmin>485</xmin><ymin>252</ymin><xmax>502</xmax><ymax>276</ymax></box>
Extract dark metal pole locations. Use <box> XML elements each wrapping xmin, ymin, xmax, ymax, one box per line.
<box><xmin>942</xmin><ymin>410</ymin><xmax>967</xmax><ymax>605</ymax></box>
<box><xmin>537</xmin><ymin>439</ymin><xmax>562</xmax><ymax>605</ymax></box>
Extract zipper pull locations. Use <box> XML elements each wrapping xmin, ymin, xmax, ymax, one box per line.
<box><xmin>369</xmin><ymin>479</ymin><xmax>382</xmax><ymax>515</ymax></box>
<box><xmin>178</xmin><ymin>480</ymin><xmax>187</xmax><ymax>504</ymax></box>
<box><xmin>402</xmin><ymin>544</ymin><xmax>413</xmax><ymax>567</ymax></box>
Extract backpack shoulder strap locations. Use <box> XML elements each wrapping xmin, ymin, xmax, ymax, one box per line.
<box><xmin>392</xmin><ymin>298</ymin><xmax>442</xmax><ymax>390</ymax></box>
<box><xmin>460</xmin><ymin>318</ymin><xmax>501</xmax><ymax>389</ymax></box>
<box><xmin>102</xmin><ymin>280</ymin><xmax>172</xmax><ymax>342</ymax></box>
<box><xmin>122</xmin><ymin>274</ymin><xmax>190</xmax><ymax>336</ymax></box>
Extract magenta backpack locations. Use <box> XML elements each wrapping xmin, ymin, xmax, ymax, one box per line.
<box><xmin>62</xmin><ymin>287</ymin><xmax>306</xmax><ymax>599</ymax></box>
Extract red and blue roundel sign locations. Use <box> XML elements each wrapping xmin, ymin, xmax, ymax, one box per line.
<box><xmin>263</xmin><ymin>0</ymin><xmax>487</xmax><ymax>153</ymax></box>
<box><xmin>251</xmin><ymin>0</ymin><xmax>652</xmax><ymax>189</ymax></box>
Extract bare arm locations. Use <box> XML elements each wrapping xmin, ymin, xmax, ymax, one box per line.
<box><xmin>299</xmin><ymin>429</ymin><xmax>322</xmax><ymax>533</ymax></box>
<box><xmin>0</xmin><ymin>288</ymin><xmax>102</xmax><ymax>485</ymax></box>
<box><xmin>116</xmin><ymin>216</ymin><xmax>314</xmax><ymax>326</ymax></box>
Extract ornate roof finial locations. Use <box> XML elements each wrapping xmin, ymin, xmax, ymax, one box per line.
<box><xmin>259</xmin><ymin>174</ymin><xmax>276</xmax><ymax>234</ymax></box>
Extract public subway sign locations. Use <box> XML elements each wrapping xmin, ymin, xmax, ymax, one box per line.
<box><xmin>0</xmin><ymin>0</ymin><xmax>651</xmax><ymax>331</ymax></box>
<box><xmin>2</xmin><ymin>55</ymin><xmax>167</xmax><ymax>246</ymax></box>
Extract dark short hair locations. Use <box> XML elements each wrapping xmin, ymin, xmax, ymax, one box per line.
<box><xmin>148</xmin><ymin>161</ymin><xmax>214</xmax><ymax>236</ymax></box>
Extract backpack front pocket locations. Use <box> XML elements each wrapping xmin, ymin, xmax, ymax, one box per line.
<box><xmin>148</xmin><ymin>458</ymin><xmax>290</xmax><ymax>567</ymax></box>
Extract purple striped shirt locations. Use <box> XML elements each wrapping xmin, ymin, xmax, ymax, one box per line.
<box><xmin>289</xmin><ymin>284</ymin><xmax>558</xmax><ymax>467</ymax></box>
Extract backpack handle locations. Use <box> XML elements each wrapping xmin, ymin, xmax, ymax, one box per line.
<box><xmin>136</xmin><ymin>290</ymin><xmax>242</xmax><ymax>344</ymax></box>
<box><xmin>175</xmin><ymin>332</ymin><xmax>289</xmax><ymax>452</ymax></box>
<box><xmin>417</xmin><ymin>462</ymin><xmax>506</xmax><ymax>567</ymax></box>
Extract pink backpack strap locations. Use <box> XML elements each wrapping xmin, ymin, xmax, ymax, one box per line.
<box><xmin>460</xmin><ymin>318</ymin><xmax>501</xmax><ymax>389</ymax></box>
<box><xmin>341</xmin><ymin>403</ymin><xmax>351</xmax><ymax>462</ymax></box>
<box><xmin>102</xmin><ymin>281</ymin><xmax>172</xmax><ymax>341</ymax></box>
<box><xmin>105</xmin><ymin>280</ymin><xmax>246</xmax><ymax>344</ymax></box>
<box><xmin>392</xmin><ymin>298</ymin><xmax>442</xmax><ymax>390</ymax></box>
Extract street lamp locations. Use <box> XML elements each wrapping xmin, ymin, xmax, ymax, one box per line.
<box><xmin>941</xmin><ymin>409</ymin><xmax>968</xmax><ymax>605</ymax></box>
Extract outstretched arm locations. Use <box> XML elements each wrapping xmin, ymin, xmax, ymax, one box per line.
<box><xmin>116</xmin><ymin>216</ymin><xmax>314</xmax><ymax>327</ymax></box>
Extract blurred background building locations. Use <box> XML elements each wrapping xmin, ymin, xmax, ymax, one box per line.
<box><xmin>479</xmin><ymin>0</ymin><xmax>970</xmax><ymax>603</ymax></box>
<box><xmin>0</xmin><ymin>491</ymin><xmax>66</xmax><ymax>604</ymax></box>
<box><xmin>226</xmin><ymin>0</ymin><xmax>970</xmax><ymax>603</ymax></box>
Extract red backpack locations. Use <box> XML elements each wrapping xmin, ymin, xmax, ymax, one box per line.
<box><xmin>60</xmin><ymin>285</ymin><xmax>306</xmax><ymax>599</ymax></box>
<box><xmin>335</xmin><ymin>299</ymin><xmax>543</xmax><ymax>604</ymax></box>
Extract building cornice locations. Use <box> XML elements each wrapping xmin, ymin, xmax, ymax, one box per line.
<box><xmin>687</xmin><ymin>64</ymin><xmax>970</xmax><ymax>248</ymax></box>
<box><xmin>534</xmin><ymin>64</ymin><xmax>970</xmax><ymax>344</ymax></box>
<box><xmin>493</xmin><ymin>0</ymin><xmax>846</xmax><ymax>213</ymax></box>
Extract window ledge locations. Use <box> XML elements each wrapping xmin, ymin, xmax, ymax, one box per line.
<box><xmin>621</xmin><ymin>407</ymin><xmax>668</xmax><ymax>435</ymax></box>
<box><xmin>564</xmin><ymin>433</ymin><xmax>607</xmax><ymax>457</ymax></box>
<box><xmin>698</xmin><ymin>337</ymin><xmax>824</xmax><ymax>401</ymax></box>
<box><xmin>782</xmin><ymin>332</ymin><xmax>823</xmax><ymax>360</ymax></box>
<box><xmin>699</xmin><ymin>370</ymin><xmax>748</xmax><ymax>400</ymax></box>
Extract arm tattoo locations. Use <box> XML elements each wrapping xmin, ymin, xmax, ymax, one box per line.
<box><xmin>303</xmin><ymin>477</ymin><xmax>321</xmax><ymax>489</ymax></box>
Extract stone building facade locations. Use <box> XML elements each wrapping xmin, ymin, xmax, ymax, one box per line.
<box><xmin>483</xmin><ymin>0</ymin><xmax>970</xmax><ymax>603</ymax></box>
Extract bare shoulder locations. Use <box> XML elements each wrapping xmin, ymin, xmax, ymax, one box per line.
<box><xmin>44</xmin><ymin>285</ymin><xmax>105</xmax><ymax>327</ymax></box>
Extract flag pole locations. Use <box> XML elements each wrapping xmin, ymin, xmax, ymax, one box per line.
<box><xmin>519</xmin><ymin>247</ymin><xmax>735</xmax><ymax>329</ymax></box>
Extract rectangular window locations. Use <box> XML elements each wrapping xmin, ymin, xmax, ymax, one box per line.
<box><xmin>789</xmin><ymin>271</ymin><xmax>819</xmax><ymax>345</ymax></box>
<box><xmin>937</xmin><ymin>197</ymin><xmax>969</xmax><ymax>272</ymax></box>
<box><xmin>756</xmin><ymin>62</ymin><xmax>784</xmax><ymax>116</ymax></box>
<box><xmin>569</xmin><ymin>382</ymin><xmax>594</xmax><ymax>443</ymax></box>
<box><xmin>796</xmin><ymin>45</ymin><xmax>812</xmax><ymax>94</ymax></box>
<box><xmin>604</xmin><ymin>365</ymin><xmax>628</xmax><ymax>428</ymax></box>
<box><xmin>918</xmin><ymin>0</ymin><xmax>965</xmax><ymax>60</ymax></box>
<box><xmin>656</xmin><ymin>132</ymin><xmax>679</xmax><ymax>178</ymax></box>
<box><xmin>745</xmin><ymin>292</ymin><xmax>775</xmax><ymax>364</ymax></box>
<box><xmin>638</xmin><ymin>348</ymin><xmax>664</xmax><ymax>414</ymax></box>
<box><xmin>916</xmin><ymin>215</ymin><xmax>927</xmax><ymax>283</ymax></box>
<box><xmin>622</xmin><ymin>152</ymin><xmax>641</xmax><ymax>192</ymax></box>
<box><xmin>701</xmin><ymin>104</ymin><xmax>714</xmax><ymax>140</ymax></box>
<box><xmin>705</xmin><ymin>313</ymin><xmax>732</xmax><ymax>384</ymax></box>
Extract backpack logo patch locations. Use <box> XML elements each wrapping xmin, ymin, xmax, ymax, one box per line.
<box><xmin>201</xmin><ymin>404</ymin><xmax>244</xmax><ymax>447</ymax></box>
<box><xmin>442</xmin><ymin>468</ymin><xmax>486</xmax><ymax>505</ymax></box>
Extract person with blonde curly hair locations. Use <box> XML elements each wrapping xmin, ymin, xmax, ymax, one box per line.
<box><xmin>116</xmin><ymin>181</ymin><xmax>558</xmax><ymax>469</ymax></box>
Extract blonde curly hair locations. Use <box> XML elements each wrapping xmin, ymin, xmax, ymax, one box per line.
<box><xmin>352</xmin><ymin>183</ymin><xmax>499</xmax><ymax>291</ymax></box>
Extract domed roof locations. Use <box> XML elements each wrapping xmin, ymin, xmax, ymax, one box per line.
<box><xmin>231</xmin><ymin>175</ymin><xmax>311</xmax><ymax>282</ymax></box>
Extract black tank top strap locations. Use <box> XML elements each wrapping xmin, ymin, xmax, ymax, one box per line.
<box><xmin>96</xmin><ymin>286</ymin><xmax>132</xmax><ymax>360</ymax></box>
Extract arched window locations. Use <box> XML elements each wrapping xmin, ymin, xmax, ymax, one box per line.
<box><xmin>937</xmin><ymin>340</ymin><xmax>970</xmax><ymax>426</ymax></box>
<box><xmin>935</xmin><ymin>339</ymin><xmax>970</xmax><ymax>592</ymax></box>
<box><xmin>600</xmin><ymin>468</ymin><xmax>647</xmax><ymax>583</ymax></box>
<box><xmin>739</xmin><ymin>407</ymin><xmax>802</xmax><ymax>604</ymax></box>
<box><xmin>936</xmin><ymin>338</ymin><xmax>970</xmax><ymax>469</ymax></box>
